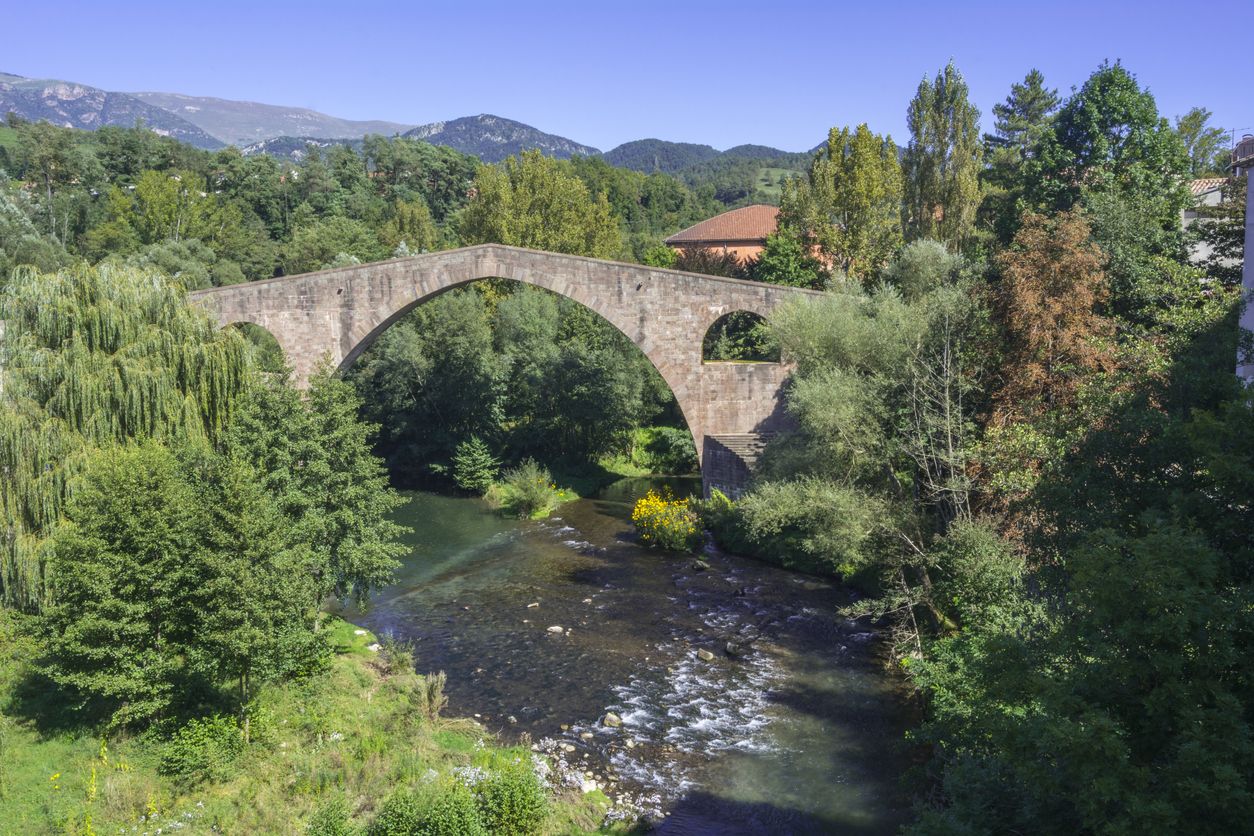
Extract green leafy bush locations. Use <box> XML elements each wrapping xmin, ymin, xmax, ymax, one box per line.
<box><xmin>307</xmin><ymin>794</ymin><xmax>354</xmax><ymax>835</ymax></box>
<box><xmin>728</xmin><ymin>478</ymin><xmax>884</xmax><ymax>578</ymax></box>
<box><xmin>370</xmin><ymin>788</ymin><xmax>424</xmax><ymax>835</ymax></box>
<box><xmin>630</xmin><ymin>427</ymin><xmax>698</xmax><ymax>474</ymax></box>
<box><xmin>486</xmin><ymin>459</ymin><xmax>564</xmax><ymax>519</ymax></box>
<box><xmin>159</xmin><ymin>715</ymin><xmax>244</xmax><ymax>785</ymax></box>
<box><xmin>419</xmin><ymin>781</ymin><xmax>488</xmax><ymax>835</ymax></box>
<box><xmin>473</xmin><ymin>764</ymin><xmax>547</xmax><ymax>835</ymax></box>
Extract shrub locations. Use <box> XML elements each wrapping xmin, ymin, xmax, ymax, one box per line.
<box><xmin>731</xmin><ymin>478</ymin><xmax>884</xmax><ymax>578</ymax></box>
<box><xmin>411</xmin><ymin>671</ymin><xmax>448</xmax><ymax>724</ymax></box>
<box><xmin>473</xmin><ymin>764</ymin><xmax>547</xmax><ymax>835</ymax></box>
<box><xmin>632</xmin><ymin>489</ymin><xmax>702</xmax><ymax>552</ymax></box>
<box><xmin>487</xmin><ymin>459</ymin><xmax>563</xmax><ymax>519</ymax></box>
<box><xmin>378</xmin><ymin>633</ymin><xmax>416</xmax><ymax>676</ymax></box>
<box><xmin>418</xmin><ymin>781</ymin><xmax>488</xmax><ymax>835</ymax></box>
<box><xmin>452</xmin><ymin>436</ymin><xmax>499</xmax><ymax>493</ymax></box>
<box><xmin>370</xmin><ymin>788</ymin><xmax>424</xmax><ymax>836</ymax></box>
<box><xmin>307</xmin><ymin>795</ymin><xmax>353</xmax><ymax>835</ymax></box>
<box><xmin>159</xmin><ymin>715</ymin><xmax>244</xmax><ymax>785</ymax></box>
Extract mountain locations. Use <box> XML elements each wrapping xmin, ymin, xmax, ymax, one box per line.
<box><xmin>132</xmin><ymin>91</ymin><xmax>413</xmax><ymax>146</ymax></box>
<box><xmin>0</xmin><ymin>72</ymin><xmax>224</xmax><ymax>149</ymax></box>
<box><xmin>238</xmin><ymin>136</ymin><xmax>362</xmax><ymax>160</ymax></box>
<box><xmin>403</xmin><ymin>114</ymin><xmax>598</xmax><ymax>163</ymax></box>
<box><xmin>601</xmin><ymin>139</ymin><xmax>722</xmax><ymax>174</ymax></box>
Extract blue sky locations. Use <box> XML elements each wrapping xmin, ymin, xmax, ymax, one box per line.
<box><xmin>6</xmin><ymin>0</ymin><xmax>1251</xmax><ymax>152</ymax></box>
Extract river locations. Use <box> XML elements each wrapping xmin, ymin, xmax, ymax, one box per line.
<box><xmin>339</xmin><ymin>477</ymin><xmax>911</xmax><ymax>834</ymax></box>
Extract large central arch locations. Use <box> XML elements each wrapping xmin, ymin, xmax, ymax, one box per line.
<box><xmin>190</xmin><ymin>244</ymin><xmax>819</xmax><ymax>493</ymax></box>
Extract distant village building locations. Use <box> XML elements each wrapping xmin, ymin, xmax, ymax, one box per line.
<box><xmin>1231</xmin><ymin>134</ymin><xmax>1254</xmax><ymax>178</ymax></box>
<box><xmin>665</xmin><ymin>204</ymin><xmax>779</xmax><ymax>262</ymax></box>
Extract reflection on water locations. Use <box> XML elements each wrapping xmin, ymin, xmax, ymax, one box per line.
<box><xmin>339</xmin><ymin>477</ymin><xmax>910</xmax><ymax>834</ymax></box>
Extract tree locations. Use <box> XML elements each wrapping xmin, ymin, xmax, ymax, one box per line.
<box><xmin>903</xmin><ymin>62</ymin><xmax>983</xmax><ymax>248</ymax></box>
<box><xmin>1175</xmin><ymin>106</ymin><xmax>1228</xmax><ymax>177</ymax></box>
<box><xmin>378</xmin><ymin>198</ymin><xmax>439</xmax><ymax>254</ymax></box>
<box><xmin>41</xmin><ymin>443</ymin><xmax>205</xmax><ymax>729</ymax></box>
<box><xmin>992</xmin><ymin>209</ymin><xmax>1113</xmax><ymax>423</ymax></box>
<box><xmin>458</xmin><ymin>149</ymin><xmax>622</xmax><ymax>257</ymax></box>
<box><xmin>1191</xmin><ymin>172</ymin><xmax>1247</xmax><ymax>286</ymax></box>
<box><xmin>981</xmin><ymin>70</ymin><xmax>1060</xmax><ymax>241</ymax></box>
<box><xmin>452</xmin><ymin>437</ymin><xmax>500</xmax><ymax>493</ymax></box>
<box><xmin>1029</xmin><ymin>62</ymin><xmax>1189</xmax><ymax>228</ymax></box>
<box><xmin>283</xmin><ymin>216</ymin><xmax>387</xmax><ymax>274</ymax></box>
<box><xmin>196</xmin><ymin>454</ymin><xmax>322</xmax><ymax>740</ymax></box>
<box><xmin>749</xmin><ymin>231</ymin><xmax>825</xmax><ymax>289</ymax></box>
<box><xmin>985</xmin><ymin>69</ymin><xmax>1060</xmax><ymax>159</ymax></box>
<box><xmin>779</xmin><ymin>124</ymin><xmax>902</xmax><ymax>279</ymax></box>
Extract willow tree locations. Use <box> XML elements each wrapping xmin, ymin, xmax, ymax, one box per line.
<box><xmin>779</xmin><ymin>123</ymin><xmax>902</xmax><ymax>280</ymax></box>
<box><xmin>903</xmin><ymin>62</ymin><xmax>983</xmax><ymax>249</ymax></box>
<box><xmin>0</xmin><ymin>263</ymin><xmax>252</xmax><ymax>611</ymax></box>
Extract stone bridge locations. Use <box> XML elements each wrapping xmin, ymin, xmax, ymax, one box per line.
<box><xmin>189</xmin><ymin>244</ymin><xmax>819</xmax><ymax>495</ymax></box>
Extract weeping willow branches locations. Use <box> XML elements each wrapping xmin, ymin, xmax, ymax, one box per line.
<box><xmin>0</xmin><ymin>263</ymin><xmax>253</xmax><ymax>610</ymax></box>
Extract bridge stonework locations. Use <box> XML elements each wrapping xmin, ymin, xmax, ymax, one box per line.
<box><xmin>189</xmin><ymin>245</ymin><xmax>817</xmax><ymax>495</ymax></box>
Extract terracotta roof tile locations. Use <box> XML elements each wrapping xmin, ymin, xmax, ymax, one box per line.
<box><xmin>665</xmin><ymin>204</ymin><xmax>779</xmax><ymax>244</ymax></box>
<box><xmin>1190</xmin><ymin>177</ymin><xmax>1227</xmax><ymax>196</ymax></box>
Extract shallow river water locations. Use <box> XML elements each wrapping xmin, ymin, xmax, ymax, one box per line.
<box><xmin>340</xmin><ymin>478</ymin><xmax>911</xmax><ymax>834</ymax></box>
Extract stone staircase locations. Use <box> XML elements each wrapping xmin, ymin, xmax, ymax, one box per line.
<box><xmin>702</xmin><ymin>433</ymin><xmax>775</xmax><ymax>498</ymax></box>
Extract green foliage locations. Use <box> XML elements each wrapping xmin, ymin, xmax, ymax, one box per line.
<box><xmin>370</xmin><ymin>788</ymin><xmax>426</xmax><ymax>835</ymax></box>
<box><xmin>459</xmin><ymin>149</ymin><xmax>621</xmax><ymax>257</ymax></box>
<box><xmin>452</xmin><ymin>437</ymin><xmax>500</xmax><ymax>494</ymax></box>
<box><xmin>749</xmin><ymin>230</ymin><xmax>825</xmax><ymax>288</ymax></box>
<box><xmin>307</xmin><ymin>794</ymin><xmax>355</xmax><ymax>836</ymax></box>
<box><xmin>488</xmin><ymin>459</ymin><xmax>565</xmax><ymax>519</ymax></box>
<box><xmin>629</xmin><ymin>427</ymin><xmax>698</xmax><ymax>474</ymax></box>
<box><xmin>0</xmin><ymin>263</ymin><xmax>251</xmax><ymax>611</ymax></box>
<box><xmin>779</xmin><ymin>123</ymin><xmax>902</xmax><ymax>279</ymax></box>
<box><xmin>879</xmin><ymin>238</ymin><xmax>964</xmax><ymax>301</ymax></box>
<box><xmin>1174</xmin><ymin>106</ymin><xmax>1229</xmax><ymax>177</ymax></box>
<box><xmin>730</xmin><ymin>478</ymin><xmax>884</xmax><ymax>577</ymax></box>
<box><xmin>285</xmin><ymin>215</ymin><xmax>388</xmax><ymax>274</ymax></box>
<box><xmin>473</xmin><ymin>763</ymin><xmax>547</xmax><ymax>835</ymax></box>
<box><xmin>159</xmin><ymin>715</ymin><xmax>245</xmax><ymax>785</ymax></box>
<box><xmin>421</xmin><ymin>781</ymin><xmax>488</xmax><ymax>835</ymax></box>
<box><xmin>903</xmin><ymin>62</ymin><xmax>983</xmax><ymax>248</ymax></box>
<box><xmin>702</xmin><ymin>311</ymin><xmax>781</xmax><ymax>362</ymax></box>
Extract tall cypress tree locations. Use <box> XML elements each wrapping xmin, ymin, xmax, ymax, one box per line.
<box><xmin>903</xmin><ymin>62</ymin><xmax>983</xmax><ymax>249</ymax></box>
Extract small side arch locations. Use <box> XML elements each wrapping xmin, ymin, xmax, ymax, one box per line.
<box><xmin>701</xmin><ymin>310</ymin><xmax>780</xmax><ymax>363</ymax></box>
<box><xmin>227</xmin><ymin>321</ymin><xmax>288</xmax><ymax>374</ymax></box>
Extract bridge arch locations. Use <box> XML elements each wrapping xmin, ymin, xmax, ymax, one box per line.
<box><xmin>190</xmin><ymin>245</ymin><xmax>818</xmax><ymax>494</ymax></box>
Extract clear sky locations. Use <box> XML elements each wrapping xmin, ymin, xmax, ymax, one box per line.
<box><xmin>5</xmin><ymin>0</ymin><xmax>1252</xmax><ymax>152</ymax></box>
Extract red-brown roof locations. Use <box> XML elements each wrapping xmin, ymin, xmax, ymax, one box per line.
<box><xmin>665</xmin><ymin>204</ymin><xmax>780</xmax><ymax>244</ymax></box>
<box><xmin>1190</xmin><ymin>177</ymin><xmax>1227</xmax><ymax>196</ymax></box>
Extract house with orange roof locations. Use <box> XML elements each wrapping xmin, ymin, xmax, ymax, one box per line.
<box><xmin>664</xmin><ymin>204</ymin><xmax>780</xmax><ymax>262</ymax></box>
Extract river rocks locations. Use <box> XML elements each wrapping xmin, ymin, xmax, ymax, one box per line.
<box><xmin>692</xmin><ymin>559</ymin><xmax>710</xmax><ymax>572</ymax></box>
<box><xmin>353</xmin><ymin>629</ymin><xmax>367</xmax><ymax>636</ymax></box>
<box><xmin>580</xmin><ymin>731</ymin><xmax>594</xmax><ymax>741</ymax></box>
<box><xmin>561</xmin><ymin>743</ymin><xmax>576</xmax><ymax>753</ymax></box>
<box><xmin>725</xmin><ymin>641</ymin><xmax>746</xmax><ymax>658</ymax></box>
<box><xmin>366</xmin><ymin>642</ymin><xmax>381</xmax><ymax>653</ymax></box>
<box><xmin>624</xmin><ymin>738</ymin><xmax>636</xmax><ymax>748</ymax></box>
<box><xmin>527</xmin><ymin>602</ymin><xmax>540</xmax><ymax>608</ymax></box>
<box><xmin>547</xmin><ymin>625</ymin><xmax>564</xmax><ymax>634</ymax></box>
<box><xmin>581</xmin><ymin>779</ymin><xmax>598</xmax><ymax>793</ymax></box>
<box><xmin>696</xmin><ymin>648</ymin><xmax>715</xmax><ymax>662</ymax></box>
<box><xmin>603</xmin><ymin>711</ymin><xmax>623</xmax><ymax>728</ymax></box>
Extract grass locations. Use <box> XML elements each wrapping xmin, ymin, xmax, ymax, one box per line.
<box><xmin>755</xmin><ymin>166</ymin><xmax>799</xmax><ymax>201</ymax></box>
<box><xmin>0</xmin><ymin>610</ymin><xmax>630</xmax><ymax>834</ymax></box>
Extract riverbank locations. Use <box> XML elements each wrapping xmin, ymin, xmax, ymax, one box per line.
<box><xmin>0</xmin><ymin>611</ymin><xmax>629</xmax><ymax>834</ymax></box>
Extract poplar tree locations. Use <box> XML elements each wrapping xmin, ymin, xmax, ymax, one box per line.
<box><xmin>779</xmin><ymin>123</ymin><xmax>902</xmax><ymax>280</ymax></box>
<box><xmin>903</xmin><ymin>62</ymin><xmax>983</xmax><ymax>249</ymax></box>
